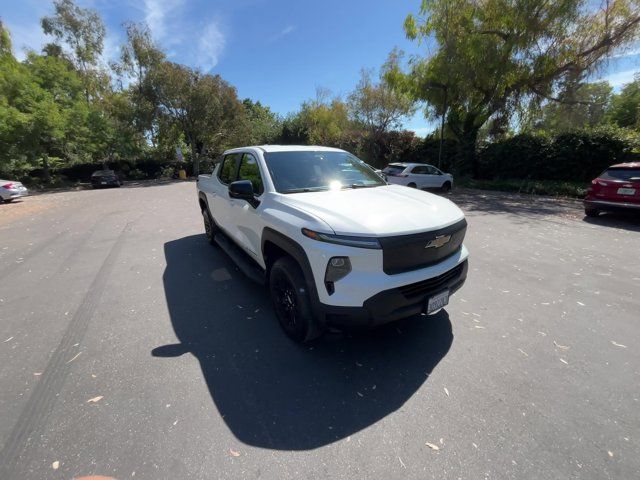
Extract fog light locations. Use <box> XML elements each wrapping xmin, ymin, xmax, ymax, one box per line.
<box><xmin>324</xmin><ymin>256</ymin><xmax>351</xmax><ymax>294</ymax></box>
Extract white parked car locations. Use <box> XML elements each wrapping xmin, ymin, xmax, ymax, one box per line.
<box><xmin>197</xmin><ymin>146</ymin><xmax>468</xmax><ymax>342</ymax></box>
<box><xmin>383</xmin><ymin>163</ymin><xmax>453</xmax><ymax>191</ymax></box>
<box><xmin>0</xmin><ymin>179</ymin><xmax>28</xmax><ymax>203</ymax></box>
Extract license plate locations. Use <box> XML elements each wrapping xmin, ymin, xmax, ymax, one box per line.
<box><xmin>617</xmin><ymin>188</ymin><xmax>635</xmax><ymax>195</ymax></box>
<box><xmin>426</xmin><ymin>290</ymin><xmax>449</xmax><ymax>314</ymax></box>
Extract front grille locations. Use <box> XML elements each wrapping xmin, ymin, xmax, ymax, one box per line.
<box><xmin>398</xmin><ymin>262</ymin><xmax>465</xmax><ymax>299</ymax></box>
<box><xmin>379</xmin><ymin>219</ymin><xmax>467</xmax><ymax>275</ymax></box>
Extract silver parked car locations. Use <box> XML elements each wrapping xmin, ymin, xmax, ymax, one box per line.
<box><xmin>0</xmin><ymin>179</ymin><xmax>29</xmax><ymax>203</ymax></box>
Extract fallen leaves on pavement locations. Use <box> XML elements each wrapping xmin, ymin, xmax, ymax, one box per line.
<box><xmin>87</xmin><ymin>396</ymin><xmax>103</xmax><ymax>403</ymax></box>
<box><xmin>229</xmin><ymin>449</ymin><xmax>241</xmax><ymax>457</ymax></box>
<box><xmin>425</xmin><ymin>442</ymin><xmax>440</xmax><ymax>451</ymax></box>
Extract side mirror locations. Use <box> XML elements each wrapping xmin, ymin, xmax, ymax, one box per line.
<box><xmin>229</xmin><ymin>180</ymin><xmax>259</xmax><ymax>207</ymax></box>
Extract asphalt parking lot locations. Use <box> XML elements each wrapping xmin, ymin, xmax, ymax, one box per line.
<box><xmin>0</xmin><ymin>181</ymin><xmax>639</xmax><ymax>479</ymax></box>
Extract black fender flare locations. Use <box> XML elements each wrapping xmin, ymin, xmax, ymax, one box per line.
<box><xmin>261</xmin><ymin>227</ymin><xmax>324</xmax><ymax>323</ymax></box>
<box><xmin>198</xmin><ymin>191</ymin><xmax>209</xmax><ymax>210</ymax></box>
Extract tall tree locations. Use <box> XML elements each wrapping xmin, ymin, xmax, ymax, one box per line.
<box><xmin>41</xmin><ymin>0</ymin><xmax>106</xmax><ymax>101</ymax></box>
<box><xmin>608</xmin><ymin>74</ymin><xmax>640</xmax><ymax>128</ymax></box>
<box><xmin>348</xmin><ymin>68</ymin><xmax>415</xmax><ymax>165</ymax></box>
<box><xmin>530</xmin><ymin>81</ymin><xmax>613</xmax><ymax>133</ymax></box>
<box><xmin>114</xmin><ymin>22</ymin><xmax>165</xmax><ymax>142</ymax></box>
<box><xmin>297</xmin><ymin>91</ymin><xmax>351</xmax><ymax>148</ymax></box>
<box><xmin>389</xmin><ymin>0</ymin><xmax>640</xmax><ymax>176</ymax></box>
<box><xmin>0</xmin><ymin>19</ymin><xmax>12</xmax><ymax>57</ymax></box>
<box><xmin>149</xmin><ymin>62</ymin><xmax>245</xmax><ymax>175</ymax></box>
<box><xmin>241</xmin><ymin>99</ymin><xmax>282</xmax><ymax>145</ymax></box>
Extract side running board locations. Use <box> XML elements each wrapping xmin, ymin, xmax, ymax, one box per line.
<box><xmin>213</xmin><ymin>233</ymin><xmax>266</xmax><ymax>285</ymax></box>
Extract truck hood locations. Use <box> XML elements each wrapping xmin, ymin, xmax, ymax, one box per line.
<box><xmin>278</xmin><ymin>185</ymin><xmax>465</xmax><ymax>236</ymax></box>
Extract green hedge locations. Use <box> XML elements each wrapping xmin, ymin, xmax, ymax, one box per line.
<box><xmin>477</xmin><ymin>128</ymin><xmax>639</xmax><ymax>182</ymax></box>
<box><xmin>457</xmin><ymin>178</ymin><xmax>588</xmax><ymax>198</ymax></box>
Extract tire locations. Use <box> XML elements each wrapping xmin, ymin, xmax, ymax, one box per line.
<box><xmin>585</xmin><ymin>208</ymin><xmax>600</xmax><ymax>218</ymax></box>
<box><xmin>407</xmin><ymin>182</ymin><xmax>417</xmax><ymax>188</ymax></box>
<box><xmin>202</xmin><ymin>208</ymin><xmax>218</xmax><ymax>245</ymax></box>
<box><xmin>441</xmin><ymin>181</ymin><xmax>452</xmax><ymax>192</ymax></box>
<box><xmin>269</xmin><ymin>256</ymin><xmax>319</xmax><ymax>343</ymax></box>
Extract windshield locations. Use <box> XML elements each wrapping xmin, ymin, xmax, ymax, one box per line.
<box><xmin>92</xmin><ymin>170</ymin><xmax>116</xmax><ymax>177</ymax></box>
<box><xmin>264</xmin><ymin>151</ymin><xmax>386</xmax><ymax>193</ymax></box>
<box><xmin>600</xmin><ymin>168</ymin><xmax>640</xmax><ymax>181</ymax></box>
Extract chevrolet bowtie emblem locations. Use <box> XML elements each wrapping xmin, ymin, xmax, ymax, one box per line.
<box><xmin>425</xmin><ymin>235</ymin><xmax>451</xmax><ymax>249</ymax></box>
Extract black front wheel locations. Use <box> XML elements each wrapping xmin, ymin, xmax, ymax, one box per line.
<box><xmin>269</xmin><ymin>257</ymin><xmax>319</xmax><ymax>343</ymax></box>
<box><xmin>441</xmin><ymin>181</ymin><xmax>452</xmax><ymax>193</ymax></box>
<box><xmin>202</xmin><ymin>209</ymin><xmax>218</xmax><ymax>245</ymax></box>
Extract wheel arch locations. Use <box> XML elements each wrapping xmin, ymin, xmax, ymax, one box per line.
<box><xmin>198</xmin><ymin>192</ymin><xmax>209</xmax><ymax>213</ymax></box>
<box><xmin>261</xmin><ymin>227</ymin><xmax>323</xmax><ymax>322</ymax></box>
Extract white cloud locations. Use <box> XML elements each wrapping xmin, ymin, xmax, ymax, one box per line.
<box><xmin>281</xmin><ymin>25</ymin><xmax>295</xmax><ymax>36</ymax></box>
<box><xmin>198</xmin><ymin>20</ymin><xmax>226</xmax><ymax>71</ymax></box>
<box><xmin>5</xmin><ymin>20</ymin><xmax>48</xmax><ymax>60</ymax></box>
<box><xmin>270</xmin><ymin>24</ymin><xmax>296</xmax><ymax>42</ymax></box>
<box><xmin>143</xmin><ymin>0</ymin><xmax>184</xmax><ymax>43</ymax></box>
<box><xmin>599</xmin><ymin>68</ymin><xmax>639</xmax><ymax>88</ymax></box>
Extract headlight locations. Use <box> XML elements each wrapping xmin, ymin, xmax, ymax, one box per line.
<box><xmin>301</xmin><ymin>228</ymin><xmax>381</xmax><ymax>249</ymax></box>
<box><xmin>324</xmin><ymin>256</ymin><xmax>352</xmax><ymax>295</ymax></box>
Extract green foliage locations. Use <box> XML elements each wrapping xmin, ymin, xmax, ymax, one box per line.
<box><xmin>390</xmin><ymin>0</ymin><xmax>640</xmax><ymax>176</ymax></box>
<box><xmin>242</xmin><ymin>99</ymin><xmax>282</xmax><ymax>145</ymax></box>
<box><xmin>477</xmin><ymin>127</ymin><xmax>638</xmax><ymax>182</ymax></box>
<box><xmin>531</xmin><ymin>81</ymin><xmax>613</xmax><ymax>133</ymax></box>
<box><xmin>41</xmin><ymin>0</ymin><xmax>107</xmax><ymax>101</ymax></box>
<box><xmin>608</xmin><ymin>74</ymin><xmax>640</xmax><ymax>128</ymax></box>
<box><xmin>457</xmin><ymin>178</ymin><xmax>588</xmax><ymax>198</ymax></box>
<box><xmin>148</xmin><ymin>61</ymin><xmax>246</xmax><ymax>175</ymax></box>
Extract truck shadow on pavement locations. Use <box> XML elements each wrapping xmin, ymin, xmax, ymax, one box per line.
<box><xmin>153</xmin><ymin>234</ymin><xmax>453</xmax><ymax>451</ymax></box>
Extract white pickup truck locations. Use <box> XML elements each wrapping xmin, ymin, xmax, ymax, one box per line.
<box><xmin>197</xmin><ymin>145</ymin><xmax>469</xmax><ymax>342</ymax></box>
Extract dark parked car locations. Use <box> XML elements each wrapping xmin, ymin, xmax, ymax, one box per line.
<box><xmin>91</xmin><ymin>170</ymin><xmax>123</xmax><ymax>188</ymax></box>
<box><xmin>584</xmin><ymin>162</ymin><xmax>640</xmax><ymax>217</ymax></box>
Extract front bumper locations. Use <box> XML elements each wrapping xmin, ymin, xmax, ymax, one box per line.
<box><xmin>584</xmin><ymin>199</ymin><xmax>640</xmax><ymax>212</ymax></box>
<box><xmin>321</xmin><ymin>259</ymin><xmax>468</xmax><ymax>327</ymax></box>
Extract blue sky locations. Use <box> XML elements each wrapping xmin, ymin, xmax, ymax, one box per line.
<box><xmin>2</xmin><ymin>0</ymin><xmax>639</xmax><ymax>135</ymax></box>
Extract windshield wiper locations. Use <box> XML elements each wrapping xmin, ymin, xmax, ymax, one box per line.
<box><xmin>282</xmin><ymin>186</ymin><xmax>329</xmax><ymax>194</ymax></box>
<box><xmin>344</xmin><ymin>183</ymin><xmax>380</xmax><ymax>189</ymax></box>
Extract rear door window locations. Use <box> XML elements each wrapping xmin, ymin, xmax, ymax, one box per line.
<box><xmin>411</xmin><ymin>166</ymin><xmax>429</xmax><ymax>174</ymax></box>
<box><xmin>383</xmin><ymin>165</ymin><xmax>406</xmax><ymax>175</ymax></box>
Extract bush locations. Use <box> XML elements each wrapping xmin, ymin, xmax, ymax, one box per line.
<box><xmin>477</xmin><ymin>127</ymin><xmax>638</xmax><ymax>182</ymax></box>
<box><xmin>458</xmin><ymin>178</ymin><xmax>587</xmax><ymax>198</ymax></box>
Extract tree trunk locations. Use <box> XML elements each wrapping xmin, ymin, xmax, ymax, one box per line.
<box><xmin>459</xmin><ymin>125</ymin><xmax>480</xmax><ymax>178</ymax></box>
<box><xmin>449</xmin><ymin>114</ymin><xmax>481</xmax><ymax>178</ymax></box>
<box><xmin>42</xmin><ymin>154</ymin><xmax>51</xmax><ymax>183</ymax></box>
<box><xmin>191</xmin><ymin>142</ymin><xmax>199</xmax><ymax>177</ymax></box>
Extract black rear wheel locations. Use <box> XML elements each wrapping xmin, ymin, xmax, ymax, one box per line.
<box><xmin>407</xmin><ymin>182</ymin><xmax>417</xmax><ymax>188</ymax></box>
<box><xmin>269</xmin><ymin>257</ymin><xmax>319</xmax><ymax>342</ymax></box>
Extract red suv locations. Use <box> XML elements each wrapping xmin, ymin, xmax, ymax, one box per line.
<box><xmin>584</xmin><ymin>162</ymin><xmax>640</xmax><ymax>217</ymax></box>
